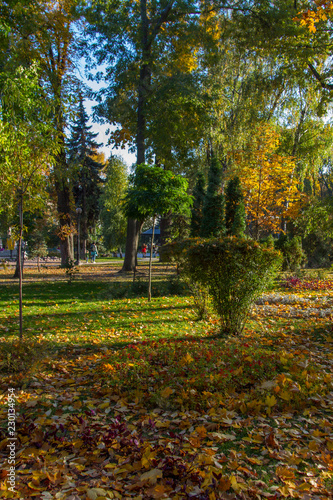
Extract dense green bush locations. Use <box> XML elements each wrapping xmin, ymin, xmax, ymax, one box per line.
<box><xmin>185</xmin><ymin>237</ymin><xmax>282</xmax><ymax>335</ymax></box>
<box><xmin>275</xmin><ymin>235</ymin><xmax>306</xmax><ymax>271</ymax></box>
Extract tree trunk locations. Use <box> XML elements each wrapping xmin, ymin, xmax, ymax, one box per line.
<box><xmin>148</xmin><ymin>215</ymin><xmax>156</xmax><ymax>302</ymax></box>
<box><xmin>160</xmin><ymin>211</ymin><xmax>172</xmax><ymax>247</ymax></box>
<box><xmin>122</xmin><ymin>219</ymin><xmax>142</xmax><ymax>271</ymax></box>
<box><xmin>55</xmin><ymin>146</ymin><xmax>74</xmax><ymax>266</ymax></box>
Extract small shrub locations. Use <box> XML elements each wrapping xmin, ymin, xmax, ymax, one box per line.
<box><xmin>0</xmin><ymin>337</ymin><xmax>49</xmax><ymax>375</ymax></box>
<box><xmin>185</xmin><ymin>237</ymin><xmax>282</xmax><ymax>335</ymax></box>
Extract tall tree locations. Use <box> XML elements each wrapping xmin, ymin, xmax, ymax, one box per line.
<box><xmin>67</xmin><ymin>95</ymin><xmax>104</xmax><ymax>258</ymax></box>
<box><xmin>225</xmin><ymin>176</ymin><xmax>246</xmax><ymax>237</ymax></box>
<box><xmin>190</xmin><ymin>172</ymin><xmax>206</xmax><ymax>237</ymax></box>
<box><xmin>84</xmin><ymin>0</ymin><xmax>219</xmax><ymax>270</ymax></box>
<box><xmin>200</xmin><ymin>157</ymin><xmax>225</xmax><ymax>238</ymax></box>
<box><xmin>235</xmin><ymin>124</ymin><xmax>305</xmax><ymax>239</ymax></box>
<box><xmin>100</xmin><ymin>156</ymin><xmax>128</xmax><ymax>255</ymax></box>
<box><xmin>0</xmin><ymin>63</ymin><xmax>57</xmax><ymax>338</ymax></box>
<box><xmin>25</xmin><ymin>0</ymin><xmax>82</xmax><ymax>265</ymax></box>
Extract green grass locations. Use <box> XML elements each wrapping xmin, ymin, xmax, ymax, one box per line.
<box><xmin>1</xmin><ymin>266</ymin><xmax>333</xmax><ymax>499</ymax></box>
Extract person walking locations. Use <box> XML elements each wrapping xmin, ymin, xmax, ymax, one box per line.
<box><xmin>90</xmin><ymin>242</ymin><xmax>98</xmax><ymax>263</ymax></box>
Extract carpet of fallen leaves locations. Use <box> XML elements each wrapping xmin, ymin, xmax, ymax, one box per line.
<box><xmin>0</xmin><ymin>268</ymin><xmax>333</xmax><ymax>499</ymax></box>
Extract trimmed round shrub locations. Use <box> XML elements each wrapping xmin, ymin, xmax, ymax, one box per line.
<box><xmin>185</xmin><ymin>237</ymin><xmax>282</xmax><ymax>335</ymax></box>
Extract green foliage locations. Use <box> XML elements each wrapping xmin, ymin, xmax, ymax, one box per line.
<box><xmin>190</xmin><ymin>172</ymin><xmax>206</xmax><ymax>237</ymax></box>
<box><xmin>160</xmin><ymin>238</ymin><xmax>211</xmax><ymax>319</ymax></box>
<box><xmin>67</xmin><ymin>96</ymin><xmax>104</xmax><ymax>239</ymax></box>
<box><xmin>200</xmin><ymin>157</ymin><xmax>225</xmax><ymax>238</ymax></box>
<box><xmin>225</xmin><ymin>176</ymin><xmax>246</xmax><ymax>237</ymax></box>
<box><xmin>100</xmin><ymin>156</ymin><xmax>128</xmax><ymax>251</ymax></box>
<box><xmin>275</xmin><ymin>235</ymin><xmax>307</xmax><ymax>271</ymax></box>
<box><xmin>185</xmin><ymin>237</ymin><xmax>282</xmax><ymax>335</ymax></box>
<box><xmin>0</xmin><ymin>63</ymin><xmax>57</xmax><ymax>213</ymax></box>
<box><xmin>124</xmin><ymin>164</ymin><xmax>192</xmax><ymax>221</ymax></box>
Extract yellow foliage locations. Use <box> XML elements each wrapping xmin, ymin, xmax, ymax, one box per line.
<box><xmin>232</xmin><ymin>124</ymin><xmax>306</xmax><ymax>237</ymax></box>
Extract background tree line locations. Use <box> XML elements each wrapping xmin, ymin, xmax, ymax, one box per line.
<box><xmin>1</xmin><ymin>0</ymin><xmax>333</xmax><ymax>271</ymax></box>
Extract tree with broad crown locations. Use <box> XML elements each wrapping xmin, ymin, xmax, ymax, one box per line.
<box><xmin>200</xmin><ymin>157</ymin><xmax>225</xmax><ymax>238</ymax></box>
<box><xmin>225</xmin><ymin>176</ymin><xmax>246</xmax><ymax>237</ymax></box>
<box><xmin>190</xmin><ymin>172</ymin><xmax>206</xmax><ymax>237</ymax></box>
<box><xmin>83</xmin><ymin>0</ymin><xmax>223</xmax><ymax>272</ymax></box>
<box><xmin>124</xmin><ymin>164</ymin><xmax>192</xmax><ymax>301</ymax></box>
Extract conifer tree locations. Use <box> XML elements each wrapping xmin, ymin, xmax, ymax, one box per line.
<box><xmin>190</xmin><ymin>173</ymin><xmax>206</xmax><ymax>237</ymax></box>
<box><xmin>200</xmin><ymin>157</ymin><xmax>225</xmax><ymax>238</ymax></box>
<box><xmin>225</xmin><ymin>176</ymin><xmax>246</xmax><ymax>237</ymax></box>
<box><xmin>67</xmin><ymin>97</ymin><xmax>104</xmax><ymax>258</ymax></box>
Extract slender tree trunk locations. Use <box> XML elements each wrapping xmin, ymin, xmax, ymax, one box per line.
<box><xmin>148</xmin><ymin>215</ymin><xmax>156</xmax><ymax>302</ymax></box>
<box><xmin>16</xmin><ymin>196</ymin><xmax>23</xmax><ymax>339</ymax></box>
<box><xmin>255</xmin><ymin>164</ymin><xmax>262</xmax><ymax>240</ymax></box>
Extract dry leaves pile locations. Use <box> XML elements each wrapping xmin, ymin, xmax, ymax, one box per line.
<box><xmin>1</xmin><ymin>327</ymin><xmax>333</xmax><ymax>499</ymax></box>
<box><xmin>0</xmin><ymin>269</ymin><xmax>333</xmax><ymax>499</ymax></box>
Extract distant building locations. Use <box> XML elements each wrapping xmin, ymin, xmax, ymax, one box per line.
<box><xmin>140</xmin><ymin>226</ymin><xmax>160</xmax><ymax>245</ymax></box>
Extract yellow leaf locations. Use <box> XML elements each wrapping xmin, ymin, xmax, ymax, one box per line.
<box><xmin>141</xmin><ymin>447</ymin><xmax>157</xmax><ymax>468</ymax></box>
<box><xmin>195</xmin><ymin>426</ymin><xmax>207</xmax><ymax>439</ymax></box>
<box><xmin>298</xmin><ymin>483</ymin><xmax>311</xmax><ymax>491</ymax></box>
<box><xmin>265</xmin><ymin>394</ymin><xmax>277</xmax><ymax>407</ymax></box>
<box><xmin>87</xmin><ymin>489</ymin><xmax>107</xmax><ymax>500</ymax></box>
<box><xmin>326</xmin><ymin>439</ymin><xmax>333</xmax><ymax>451</ymax></box>
<box><xmin>140</xmin><ymin>468</ymin><xmax>163</xmax><ymax>484</ymax></box>
<box><xmin>160</xmin><ymin>387</ymin><xmax>174</xmax><ymax>398</ymax></box>
<box><xmin>276</xmin><ymin>467</ymin><xmax>295</xmax><ymax>480</ymax></box>
<box><xmin>229</xmin><ymin>475</ymin><xmax>246</xmax><ymax>492</ymax></box>
<box><xmin>279</xmin><ymin>390</ymin><xmax>291</xmax><ymax>401</ymax></box>
<box><xmin>308</xmin><ymin>440</ymin><xmax>320</xmax><ymax>451</ymax></box>
<box><xmin>98</xmin><ymin>402</ymin><xmax>109</xmax><ymax>410</ymax></box>
<box><xmin>181</xmin><ymin>352</ymin><xmax>194</xmax><ymax>364</ymax></box>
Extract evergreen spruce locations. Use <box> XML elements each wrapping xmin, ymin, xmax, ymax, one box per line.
<box><xmin>67</xmin><ymin>97</ymin><xmax>104</xmax><ymax>256</ymax></box>
<box><xmin>200</xmin><ymin>157</ymin><xmax>225</xmax><ymax>238</ymax></box>
<box><xmin>190</xmin><ymin>172</ymin><xmax>206</xmax><ymax>237</ymax></box>
<box><xmin>225</xmin><ymin>176</ymin><xmax>246</xmax><ymax>237</ymax></box>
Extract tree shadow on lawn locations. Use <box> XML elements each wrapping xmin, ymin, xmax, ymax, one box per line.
<box><xmin>0</xmin><ymin>279</ymin><xmax>188</xmax><ymax>304</ymax></box>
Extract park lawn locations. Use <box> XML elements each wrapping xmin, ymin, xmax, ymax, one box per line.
<box><xmin>0</xmin><ymin>266</ymin><xmax>333</xmax><ymax>499</ymax></box>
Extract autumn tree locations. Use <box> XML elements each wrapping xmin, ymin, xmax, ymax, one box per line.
<box><xmin>235</xmin><ymin>124</ymin><xmax>305</xmax><ymax>240</ymax></box>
